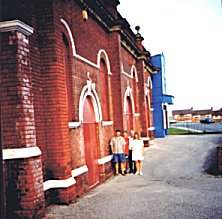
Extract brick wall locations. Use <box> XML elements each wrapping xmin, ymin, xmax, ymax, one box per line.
<box><xmin>121</xmin><ymin>46</ymin><xmax>135</xmax><ymax>73</ymax></box>
<box><xmin>98</xmin><ymin>124</ymin><xmax>113</xmax><ymax>157</ymax></box>
<box><xmin>69</xmin><ymin>127</ymin><xmax>85</xmax><ymax>168</ymax></box>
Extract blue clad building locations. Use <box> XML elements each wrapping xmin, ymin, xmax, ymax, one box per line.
<box><xmin>151</xmin><ymin>53</ymin><xmax>174</xmax><ymax>138</ymax></box>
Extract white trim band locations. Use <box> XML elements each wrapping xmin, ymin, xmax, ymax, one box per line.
<box><xmin>148</xmin><ymin>127</ymin><xmax>155</xmax><ymax>131</ymax></box>
<box><xmin>71</xmin><ymin>165</ymin><xmax>88</xmax><ymax>177</ymax></box>
<box><xmin>68</xmin><ymin>122</ymin><xmax>81</xmax><ymax>129</ymax></box>
<box><xmin>122</xmin><ymin>70</ymin><xmax>133</xmax><ymax>79</ymax></box>
<box><xmin>102</xmin><ymin>121</ymin><xmax>113</xmax><ymax>126</ymax></box>
<box><xmin>76</xmin><ymin>54</ymin><xmax>99</xmax><ymax>69</ymax></box>
<box><xmin>43</xmin><ymin>177</ymin><xmax>76</xmax><ymax>191</ymax></box>
<box><xmin>97</xmin><ymin>49</ymin><xmax>112</xmax><ymax>75</ymax></box>
<box><xmin>60</xmin><ymin>19</ymin><xmax>112</xmax><ymax>72</ymax></box>
<box><xmin>3</xmin><ymin>146</ymin><xmax>41</xmax><ymax>160</ymax></box>
<box><xmin>98</xmin><ymin>155</ymin><xmax>113</xmax><ymax>165</ymax></box>
<box><xmin>79</xmin><ymin>80</ymin><xmax>102</xmax><ymax>122</ymax></box>
<box><xmin>0</xmin><ymin>20</ymin><xmax>33</xmax><ymax>36</ymax></box>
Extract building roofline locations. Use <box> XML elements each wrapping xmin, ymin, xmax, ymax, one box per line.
<box><xmin>75</xmin><ymin>0</ymin><xmax>152</xmax><ymax>61</ymax></box>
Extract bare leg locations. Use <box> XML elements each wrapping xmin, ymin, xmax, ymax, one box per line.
<box><xmin>135</xmin><ymin>161</ymin><xmax>140</xmax><ymax>174</ymax></box>
<box><xmin>139</xmin><ymin>161</ymin><xmax>143</xmax><ymax>175</ymax></box>
<box><xmin>124</xmin><ymin>161</ymin><xmax>127</xmax><ymax>173</ymax></box>
<box><xmin>115</xmin><ymin>163</ymin><xmax>119</xmax><ymax>175</ymax></box>
<box><xmin>120</xmin><ymin>162</ymin><xmax>125</xmax><ymax>174</ymax></box>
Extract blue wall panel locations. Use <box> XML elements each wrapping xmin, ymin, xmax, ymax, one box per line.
<box><xmin>151</xmin><ymin>54</ymin><xmax>173</xmax><ymax>138</ymax></box>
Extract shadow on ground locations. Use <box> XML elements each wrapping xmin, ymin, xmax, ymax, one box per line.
<box><xmin>203</xmin><ymin>147</ymin><xmax>222</xmax><ymax>176</ymax></box>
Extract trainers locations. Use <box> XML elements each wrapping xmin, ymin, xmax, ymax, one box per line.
<box><xmin>139</xmin><ymin>171</ymin><xmax>143</xmax><ymax>175</ymax></box>
<box><xmin>135</xmin><ymin>172</ymin><xmax>139</xmax><ymax>175</ymax></box>
<box><xmin>121</xmin><ymin>171</ymin><xmax>126</xmax><ymax>176</ymax></box>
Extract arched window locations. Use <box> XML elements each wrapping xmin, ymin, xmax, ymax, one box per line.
<box><xmin>132</xmin><ymin>70</ymin><xmax>138</xmax><ymax>112</ymax></box>
<box><xmin>147</xmin><ymin>77</ymin><xmax>152</xmax><ymax>110</ymax></box>
<box><xmin>146</xmin><ymin>77</ymin><xmax>153</xmax><ymax>130</ymax></box>
<box><xmin>62</xmin><ymin>33</ymin><xmax>74</xmax><ymax>121</ymax></box>
<box><xmin>125</xmin><ymin>96</ymin><xmax>134</xmax><ymax>131</ymax></box>
<box><xmin>123</xmin><ymin>87</ymin><xmax>135</xmax><ymax>132</ymax></box>
<box><xmin>100</xmin><ymin>59</ymin><xmax>110</xmax><ymax>121</ymax></box>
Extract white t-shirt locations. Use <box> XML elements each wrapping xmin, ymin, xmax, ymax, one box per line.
<box><xmin>131</xmin><ymin>139</ymin><xmax>144</xmax><ymax>161</ymax></box>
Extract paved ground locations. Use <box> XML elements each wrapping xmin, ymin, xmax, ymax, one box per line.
<box><xmin>171</xmin><ymin>122</ymin><xmax>222</xmax><ymax>133</ymax></box>
<box><xmin>45</xmin><ymin>135</ymin><xmax>222</xmax><ymax>219</ymax></box>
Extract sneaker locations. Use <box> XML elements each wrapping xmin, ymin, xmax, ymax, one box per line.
<box><xmin>139</xmin><ymin>171</ymin><xmax>143</xmax><ymax>175</ymax></box>
<box><xmin>135</xmin><ymin>172</ymin><xmax>139</xmax><ymax>175</ymax></box>
<box><xmin>121</xmin><ymin>171</ymin><xmax>126</xmax><ymax>176</ymax></box>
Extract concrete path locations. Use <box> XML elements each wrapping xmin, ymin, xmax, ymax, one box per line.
<box><xmin>45</xmin><ymin>135</ymin><xmax>222</xmax><ymax>219</ymax></box>
<box><xmin>171</xmin><ymin>122</ymin><xmax>222</xmax><ymax>133</ymax></box>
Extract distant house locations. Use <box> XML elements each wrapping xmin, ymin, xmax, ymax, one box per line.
<box><xmin>212</xmin><ymin>109</ymin><xmax>222</xmax><ymax>122</ymax></box>
<box><xmin>192</xmin><ymin>108</ymin><xmax>213</xmax><ymax>122</ymax></box>
<box><xmin>151</xmin><ymin>54</ymin><xmax>174</xmax><ymax>138</ymax></box>
<box><xmin>172</xmin><ymin>108</ymin><xmax>193</xmax><ymax>122</ymax></box>
<box><xmin>172</xmin><ymin>107</ymin><xmax>222</xmax><ymax>122</ymax></box>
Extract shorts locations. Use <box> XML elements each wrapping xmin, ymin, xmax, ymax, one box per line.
<box><xmin>112</xmin><ymin>153</ymin><xmax>126</xmax><ymax>163</ymax></box>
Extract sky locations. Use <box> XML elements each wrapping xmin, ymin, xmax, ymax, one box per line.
<box><xmin>118</xmin><ymin>0</ymin><xmax>222</xmax><ymax>111</ymax></box>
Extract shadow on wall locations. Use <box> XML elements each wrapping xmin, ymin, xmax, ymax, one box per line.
<box><xmin>203</xmin><ymin>147</ymin><xmax>222</xmax><ymax>176</ymax></box>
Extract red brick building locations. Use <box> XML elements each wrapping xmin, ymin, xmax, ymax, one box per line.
<box><xmin>0</xmin><ymin>0</ymin><xmax>157</xmax><ymax>218</ymax></box>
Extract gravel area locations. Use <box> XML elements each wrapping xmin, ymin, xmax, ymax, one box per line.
<box><xmin>45</xmin><ymin>134</ymin><xmax>222</xmax><ymax>219</ymax></box>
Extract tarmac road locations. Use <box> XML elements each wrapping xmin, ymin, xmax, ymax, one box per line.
<box><xmin>45</xmin><ymin>135</ymin><xmax>222</xmax><ymax>219</ymax></box>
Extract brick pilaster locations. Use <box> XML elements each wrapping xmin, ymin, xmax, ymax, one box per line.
<box><xmin>136</xmin><ymin>59</ymin><xmax>149</xmax><ymax>137</ymax></box>
<box><xmin>0</xmin><ymin>20</ymin><xmax>45</xmax><ymax>218</ymax></box>
<box><xmin>37</xmin><ymin>2</ymin><xmax>75</xmax><ymax>203</ymax></box>
<box><xmin>108</xmin><ymin>28</ymin><xmax>124</xmax><ymax>131</ymax></box>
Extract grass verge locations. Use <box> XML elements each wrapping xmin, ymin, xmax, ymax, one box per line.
<box><xmin>168</xmin><ymin>127</ymin><xmax>190</xmax><ymax>135</ymax></box>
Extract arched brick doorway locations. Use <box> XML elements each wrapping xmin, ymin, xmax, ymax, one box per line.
<box><xmin>125</xmin><ymin>96</ymin><xmax>134</xmax><ymax>132</ymax></box>
<box><xmin>83</xmin><ymin>96</ymin><xmax>100</xmax><ymax>188</ymax></box>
